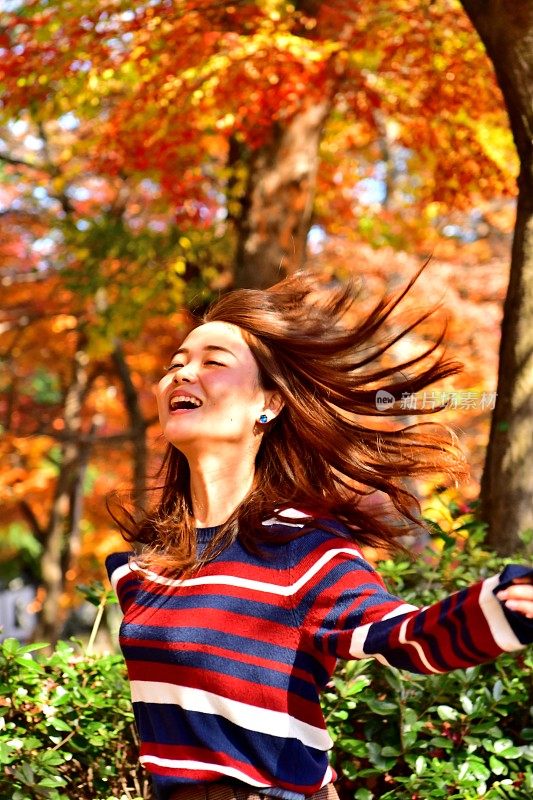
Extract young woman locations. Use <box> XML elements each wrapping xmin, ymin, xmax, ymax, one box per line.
<box><xmin>106</xmin><ymin>269</ymin><xmax>532</xmax><ymax>800</ymax></box>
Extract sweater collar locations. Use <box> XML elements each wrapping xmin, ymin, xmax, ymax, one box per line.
<box><xmin>196</xmin><ymin>525</ymin><xmax>223</xmax><ymax>545</ymax></box>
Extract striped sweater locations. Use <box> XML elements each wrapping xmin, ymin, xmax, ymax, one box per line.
<box><xmin>106</xmin><ymin>516</ymin><xmax>532</xmax><ymax>800</ymax></box>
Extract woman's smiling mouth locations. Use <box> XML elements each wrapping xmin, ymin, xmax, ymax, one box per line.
<box><xmin>168</xmin><ymin>392</ymin><xmax>203</xmax><ymax>413</ymax></box>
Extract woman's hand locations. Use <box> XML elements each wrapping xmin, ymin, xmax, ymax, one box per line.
<box><xmin>497</xmin><ymin>577</ymin><xmax>533</xmax><ymax>618</ymax></box>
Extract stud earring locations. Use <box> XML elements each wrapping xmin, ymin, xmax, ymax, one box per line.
<box><xmin>258</xmin><ymin>413</ymin><xmax>269</xmax><ymax>424</ymax></box>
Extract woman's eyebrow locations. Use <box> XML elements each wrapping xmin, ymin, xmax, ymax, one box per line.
<box><xmin>170</xmin><ymin>345</ymin><xmax>237</xmax><ymax>359</ymax></box>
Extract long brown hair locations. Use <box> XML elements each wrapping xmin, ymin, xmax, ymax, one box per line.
<box><xmin>112</xmin><ymin>264</ymin><xmax>469</xmax><ymax>573</ymax></box>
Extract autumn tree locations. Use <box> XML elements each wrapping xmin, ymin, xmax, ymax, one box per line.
<box><xmin>0</xmin><ymin>120</ymin><xmax>194</xmax><ymax>641</ymax></box>
<box><xmin>2</xmin><ymin>1</ymin><xmax>515</xmax><ymax>275</ymax></box>
<box><xmin>459</xmin><ymin>1</ymin><xmax>533</xmax><ymax>554</ymax></box>
<box><xmin>0</xmin><ymin>0</ymin><xmax>525</xmax><ymax>640</ymax></box>
<box><xmin>0</xmin><ymin>243</ymin><xmax>186</xmax><ymax>642</ymax></box>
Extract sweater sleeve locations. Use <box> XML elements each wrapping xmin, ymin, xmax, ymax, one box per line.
<box><xmin>105</xmin><ymin>551</ymin><xmax>142</xmax><ymax>614</ymax></box>
<box><xmin>295</xmin><ymin>544</ymin><xmax>532</xmax><ymax>674</ymax></box>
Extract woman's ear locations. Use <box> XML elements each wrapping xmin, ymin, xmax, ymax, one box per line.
<box><xmin>264</xmin><ymin>391</ymin><xmax>285</xmax><ymax>420</ymax></box>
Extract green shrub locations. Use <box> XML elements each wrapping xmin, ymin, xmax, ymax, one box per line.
<box><xmin>0</xmin><ymin>518</ymin><xmax>531</xmax><ymax>799</ymax></box>
<box><xmin>0</xmin><ymin>638</ymin><xmax>151</xmax><ymax>800</ymax></box>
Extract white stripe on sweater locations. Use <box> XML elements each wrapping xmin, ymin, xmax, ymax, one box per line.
<box><xmin>320</xmin><ymin>765</ymin><xmax>334</xmax><ymax>787</ymax></box>
<box><xmin>139</xmin><ymin>755</ymin><xmax>270</xmax><ymax>786</ymax></box>
<box><xmin>397</xmin><ymin>615</ymin><xmax>444</xmax><ymax>673</ymax></box>
<box><xmin>130</xmin><ymin>680</ymin><xmax>333</xmax><ymax>751</ymax></box>
<box><xmin>110</xmin><ymin>561</ymin><xmax>134</xmax><ymax>594</ymax></box>
<box><xmin>137</xmin><ymin>547</ymin><xmax>365</xmax><ymax>595</ymax></box>
<box><xmin>349</xmin><ymin>603</ymin><xmax>419</xmax><ymax>666</ymax></box>
<box><xmin>479</xmin><ymin>574</ymin><xmax>523</xmax><ymax>651</ymax></box>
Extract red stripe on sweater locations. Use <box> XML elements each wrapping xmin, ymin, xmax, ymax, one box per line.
<box><xmin>128</xmin><ymin>660</ymin><xmax>325</xmax><ymax>725</ymax></box>
<box><xmin>120</xmin><ymin>636</ymin><xmax>315</xmax><ymax>685</ymax></box>
<box><xmin>126</xmin><ymin>604</ymin><xmax>299</xmax><ymax>647</ymax></box>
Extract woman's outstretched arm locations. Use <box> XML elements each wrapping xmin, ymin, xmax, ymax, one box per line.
<box><xmin>293</xmin><ymin>536</ymin><xmax>532</xmax><ymax>674</ymax></box>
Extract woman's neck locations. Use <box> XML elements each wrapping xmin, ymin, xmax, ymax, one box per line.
<box><xmin>186</xmin><ymin>445</ymin><xmax>257</xmax><ymax>527</ymax></box>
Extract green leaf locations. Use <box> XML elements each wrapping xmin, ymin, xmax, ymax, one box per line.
<box><xmin>489</xmin><ymin>756</ymin><xmax>508</xmax><ymax>776</ymax></box>
<box><xmin>493</xmin><ymin>738</ymin><xmax>516</xmax><ymax>754</ymax></box>
<box><xmin>367</xmin><ymin>742</ymin><xmax>397</xmax><ymax>770</ymax></box>
<box><xmin>38</xmin><ymin>776</ymin><xmax>66</xmax><ymax>787</ymax></box>
<box><xmin>457</xmin><ymin>761</ymin><xmax>470</xmax><ymax>781</ymax></box>
<box><xmin>345</xmin><ymin>676</ymin><xmax>371</xmax><ymax>696</ymax></box>
<box><xmin>383</xmin><ymin>668</ymin><xmax>402</xmax><ymax>692</ymax></box>
<box><xmin>355</xmin><ymin>790</ymin><xmax>373</xmax><ymax>800</ymax></box>
<box><xmin>14</xmin><ymin>656</ymin><xmax>42</xmax><ymax>672</ymax></box>
<box><xmin>498</xmin><ymin>746</ymin><xmax>523</xmax><ymax>759</ymax></box>
<box><xmin>0</xmin><ymin>742</ymin><xmax>13</xmax><ymax>765</ymax></box>
<box><xmin>470</xmin><ymin>721</ymin><xmax>500</xmax><ymax>733</ymax></box>
<box><xmin>437</xmin><ymin>705</ymin><xmax>459</xmax><ymax>721</ymax></box>
<box><xmin>357</xmin><ymin>768</ymin><xmax>381</xmax><ymax>778</ymax></box>
<box><xmin>415</xmin><ymin>755</ymin><xmax>427</xmax><ymax>775</ymax></box>
<box><xmin>19</xmin><ymin>642</ymin><xmax>50</xmax><ymax>655</ymax></box>
<box><xmin>471</xmin><ymin>762</ymin><xmax>490</xmax><ymax>780</ymax></box>
<box><xmin>16</xmin><ymin>761</ymin><xmax>35</xmax><ymax>784</ymax></box>
<box><xmin>381</xmin><ymin>745</ymin><xmax>401</xmax><ymax>757</ymax></box>
<box><xmin>40</xmin><ymin>750</ymin><xmax>65</xmax><ymax>767</ymax></box>
<box><xmin>46</xmin><ymin>718</ymin><xmax>72</xmax><ymax>733</ymax></box>
<box><xmin>460</xmin><ymin>694</ymin><xmax>474</xmax><ymax>714</ymax></box>
<box><xmin>403</xmin><ymin>707</ymin><xmax>418</xmax><ymax>727</ymax></box>
<box><xmin>77</xmin><ymin>582</ymin><xmax>113</xmax><ymax>607</ymax></box>
<box><xmin>492</xmin><ymin>679</ymin><xmax>504</xmax><ymax>701</ymax></box>
<box><xmin>2</xmin><ymin>638</ymin><xmax>21</xmax><ymax>656</ymax></box>
<box><xmin>403</xmin><ymin>729</ymin><xmax>418</xmax><ymax>748</ymax></box>
<box><xmin>366</xmin><ymin>698</ymin><xmax>398</xmax><ymax>715</ymax></box>
<box><xmin>337</xmin><ymin>738</ymin><xmax>367</xmax><ymax>757</ymax></box>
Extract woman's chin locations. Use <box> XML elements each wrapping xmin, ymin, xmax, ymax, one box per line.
<box><xmin>164</xmin><ymin>428</ymin><xmax>255</xmax><ymax>453</ymax></box>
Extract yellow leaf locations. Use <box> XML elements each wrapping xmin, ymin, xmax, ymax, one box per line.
<box><xmin>131</xmin><ymin>45</ymin><xmax>146</xmax><ymax>60</ymax></box>
<box><xmin>51</xmin><ymin>315</ymin><xmax>78</xmax><ymax>333</ymax></box>
<box><xmin>172</xmin><ymin>258</ymin><xmax>186</xmax><ymax>274</ymax></box>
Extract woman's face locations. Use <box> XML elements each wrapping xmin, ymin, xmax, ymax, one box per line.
<box><xmin>156</xmin><ymin>321</ymin><xmax>276</xmax><ymax>453</ymax></box>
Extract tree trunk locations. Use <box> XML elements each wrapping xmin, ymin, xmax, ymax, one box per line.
<box><xmin>61</xmin><ymin>416</ymin><xmax>99</xmax><ymax>582</ymax></box>
<box><xmin>34</xmin><ymin>343</ymin><xmax>91</xmax><ymax>643</ymax></box>
<box><xmin>460</xmin><ymin>1</ymin><xmax>533</xmax><ymax>554</ymax></box>
<box><xmin>233</xmin><ymin>96</ymin><xmax>333</xmax><ymax>289</ymax></box>
<box><xmin>112</xmin><ymin>341</ymin><xmax>148</xmax><ymax>509</ymax></box>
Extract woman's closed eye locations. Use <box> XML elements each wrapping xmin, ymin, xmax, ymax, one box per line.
<box><xmin>164</xmin><ymin>360</ymin><xmax>226</xmax><ymax>372</ymax></box>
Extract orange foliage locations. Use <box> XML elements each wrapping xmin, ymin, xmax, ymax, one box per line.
<box><xmin>0</xmin><ymin>1</ymin><xmax>516</xmax><ymax>223</ymax></box>
<box><xmin>0</xmin><ymin>1</ymin><xmax>517</xmax><ymax>614</ymax></box>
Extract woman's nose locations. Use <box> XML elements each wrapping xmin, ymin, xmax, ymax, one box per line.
<box><xmin>172</xmin><ymin>366</ymin><xmax>194</xmax><ymax>383</ymax></box>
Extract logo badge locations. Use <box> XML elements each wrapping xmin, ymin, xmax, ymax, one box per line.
<box><xmin>375</xmin><ymin>390</ymin><xmax>395</xmax><ymax>411</ymax></box>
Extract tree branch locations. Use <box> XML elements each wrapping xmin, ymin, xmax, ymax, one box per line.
<box><xmin>19</xmin><ymin>499</ymin><xmax>45</xmax><ymax>539</ymax></box>
<box><xmin>0</xmin><ymin>152</ymin><xmax>47</xmax><ymax>172</ymax></box>
<box><xmin>112</xmin><ymin>341</ymin><xmax>150</xmax><ymax>505</ymax></box>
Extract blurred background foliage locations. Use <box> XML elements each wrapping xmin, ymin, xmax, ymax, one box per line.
<box><xmin>0</xmin><ymin>0</ymin><xmax>532</xmax><ymax>643</ymax></box>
